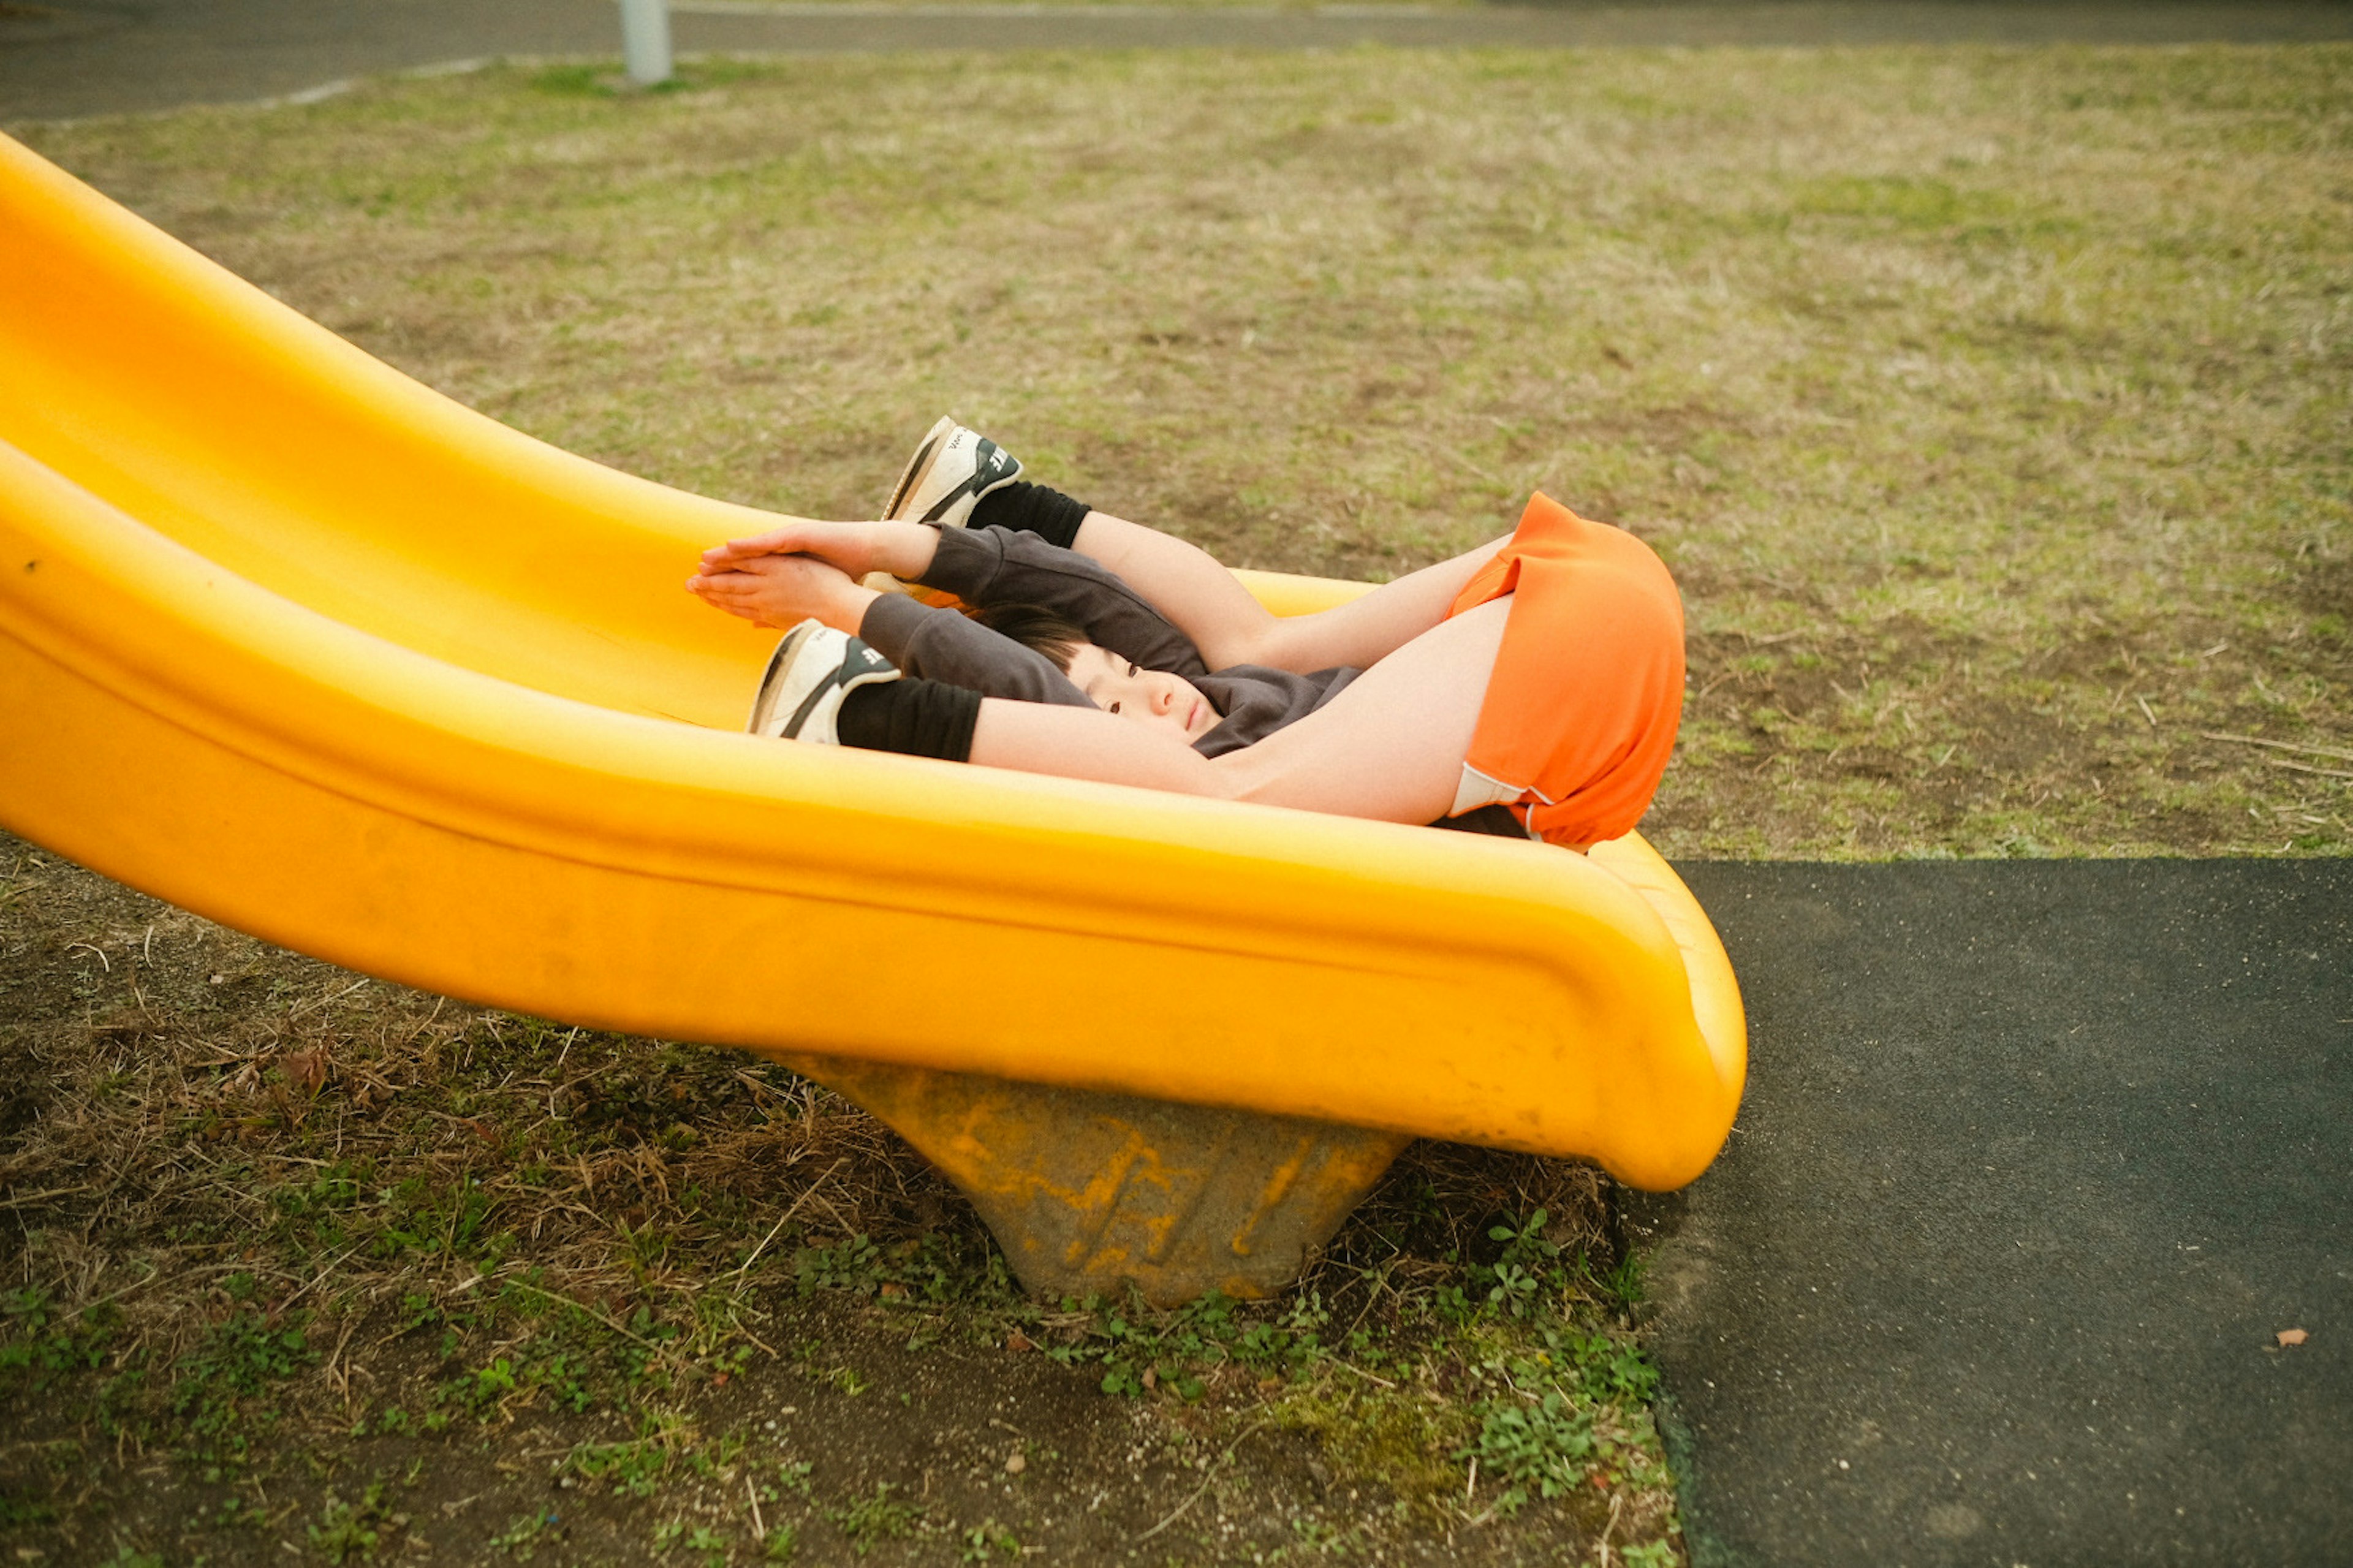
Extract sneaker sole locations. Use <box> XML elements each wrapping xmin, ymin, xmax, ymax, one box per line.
<box><xmin>883</xmin><ymin>417</ymin><xmax>952</xmax><ymax>522</ymax></box>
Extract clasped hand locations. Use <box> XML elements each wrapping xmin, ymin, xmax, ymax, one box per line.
<box><xmin>684</xmin><ymin>518</ymin><xmax>939</xmax><ymax>632</ymax></box>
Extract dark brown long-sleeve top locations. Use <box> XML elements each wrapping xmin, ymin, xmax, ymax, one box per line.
<box><xmin>855</xmin><ymin>526</ymin><xmax>1359</xmax><ymax>759</ymax></box>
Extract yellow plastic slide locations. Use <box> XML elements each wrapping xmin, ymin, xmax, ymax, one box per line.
<box><xmin>0</xmin><ymin>133</ymin><xmax>1744</xmax><ymax>1191</ymax></box>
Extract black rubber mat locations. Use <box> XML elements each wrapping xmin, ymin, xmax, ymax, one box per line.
<box><xmin>1641</xmin><ymin>860</ymin><xmax>2353</xmax><ymax>1567</ymax></box>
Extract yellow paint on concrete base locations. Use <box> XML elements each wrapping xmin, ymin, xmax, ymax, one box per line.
<box><xmin>787</xmin><ymin>1054</ymin><xmax>1411</xmax><ymax>1305</ymax></box>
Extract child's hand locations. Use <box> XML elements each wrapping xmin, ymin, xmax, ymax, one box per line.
<box><xmin>686</xmin><ymin>552</ymin><xmax>877</xmax><ymax>632</ymax></box>
<box><xmin>699</xmin><ymin>520</ymin><xmax>938</xmax><ymax>582</ymax></box>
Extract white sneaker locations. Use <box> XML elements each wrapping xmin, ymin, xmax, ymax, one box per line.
<box><xmin>882</xmin><ymin>416</ymin><xmax>1023</xmax><ymax>529</ymax></box>
<box><xmin>747</xmin><ymin>620</ymin><xmax>901</xmax><ymax>744</ymax></box>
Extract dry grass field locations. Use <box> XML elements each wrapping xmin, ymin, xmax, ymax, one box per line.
<box><xmin>2</xmin><ymin>40</ymin><xmax>2347</xmax><ymax>1568</ymax></box>
<box><xmin>20</xmin><ymin>44</ymin><xmax>2349</xmax><ymax>858</ymax></box>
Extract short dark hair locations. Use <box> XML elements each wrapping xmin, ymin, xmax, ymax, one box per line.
<box><xmin>964</xmin><ymin>603</ymin><xmax>1089</xmax><ymax>674</ymax></box>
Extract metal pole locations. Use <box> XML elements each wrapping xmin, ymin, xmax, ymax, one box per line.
<box><xmin>619</xmin><ymin>0</ymin><xmax>672</xmax><ymax>86</ymax></box>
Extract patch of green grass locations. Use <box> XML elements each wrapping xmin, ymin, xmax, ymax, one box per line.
<box><xmin>531</xmin><ymin>62</ymin><xmax>623</xmax><ymax>99</ymax></box>
<box><xmin>169</xmin><ymin>1300</ymin><xmax>316</xmax><ymax>1466</ymax></box>
<box><xmin>1460</xmin><ymin>1323</ymin><xmax>1666</xmax><ymax>1516</ymax></box>
<box><xmin>1033</xmin><ymin>1285</ymin><xmax>1344</xmax><ymax>1399</ymax></box>
<box><xmin>958</xmin><ymin>1517</ymin><xmax>1020</xmax><ymax>1559</ymax></box>
<box><xmin>1</xmin><ymin>1286</ymin><xmax>121</xmax><ymax>1393</ymax></box>
<box><xmin>566</xmin><ymin>1410</ymin><xmax>702</xmax><ymax>1498</ymax></box>
<box><xmin>650</xmin><ymin>1518</ymin><xmax>734</xmax><ymax>1562</ymax></box>
<box><xmin>487</xmin><ymin>1508</ymin><xmax>561</xmax><ymax>1558</ymax></box>
<box><xmin>650</xmin><ymin>1517</ymin><xmax>727</xmax><ymax>1558</ymax></box>
<box><xmin>1249</xmin><ymin>1205</ymin><xmax>1670</xmax><ymax>1522</ymax></box>
<box><xmin>829</xmin><ymin>1482</ymin><xmax>924</xmax><ymax>1554</ymax></box>
<box><xmin>308</xmin><ymin>1479</ymin><xmax>407</xmax><ymax>1562</ymax></box>
<box><xmin>792</xmin><ymin>1229</ymin><xmax>1017</xmax><ymax>1306</ymax></box>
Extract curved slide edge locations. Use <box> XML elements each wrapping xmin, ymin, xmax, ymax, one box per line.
<box><xmin>0</xmin><ymin>135</ymin><xmax>1746</xmax><ymax>1191</ymax></box>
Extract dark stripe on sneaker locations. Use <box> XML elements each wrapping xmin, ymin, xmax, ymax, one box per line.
<box><xmin>906</xmin><ymin>439</ymin><xmax>1014</xmax><ymax>525</ymax></box>
<box><xmin>782</xmin><ymin>662</ymin><xmax>848</xmax><ymax>740</ymax></box>
<box><xmin>917</xmin><ymin>480</ymin><xmax>978</xmax><ymax>526</ymax></box>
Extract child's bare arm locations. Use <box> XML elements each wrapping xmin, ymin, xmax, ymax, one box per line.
<box><xmin>1071</xmin><ymin>512</ymin><xmax>1510</xmax><ymax>675</ymax></box>
<box><xmin>1061</xmin><ymin>513</ymin><xmax>1285</xmax><ymax>669</ymax></box>
<box><xmin>966</xmin><ymin>595</ymin><xmax>1507</xmax><ymax>821</ymax></box>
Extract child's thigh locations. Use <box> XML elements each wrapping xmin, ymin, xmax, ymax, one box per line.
<box><xmin>1214</xmin><ymin>597</ymin><xmax>1510</xmax><ymax>823</ymax></box>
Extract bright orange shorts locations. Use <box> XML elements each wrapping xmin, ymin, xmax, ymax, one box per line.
<box><xmin>1444</xmin><ymin>493</ymin><xmax>1685</xmax><ymax>850</ymax></box>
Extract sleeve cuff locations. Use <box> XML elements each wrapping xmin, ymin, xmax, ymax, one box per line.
<box><xmin>913</xmin><ymin>526</ymin><xmax>1001</xmax><ymax>600</ymax></box>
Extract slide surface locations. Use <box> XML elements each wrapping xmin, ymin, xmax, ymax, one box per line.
<box><xmin>0</xmin><ymin>134</ymin><xmax>1745</xmax><ymax>1189</ymax></box>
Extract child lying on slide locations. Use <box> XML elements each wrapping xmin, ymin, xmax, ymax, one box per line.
<box><xmin>686</xmin><ymin>420</ymin><xmax>1686</xmax><ymax>851</ymax></box>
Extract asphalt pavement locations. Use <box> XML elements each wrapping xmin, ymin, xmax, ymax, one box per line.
<box><xmin>1645</xmin><ymin>859</ymin><xmax>2353</xmax><ymax>1567</ymax></box>
<box><xmin>6</xmin><ymin>0</ymin><xmax>2352</xmax><ymax>120</ymax></box>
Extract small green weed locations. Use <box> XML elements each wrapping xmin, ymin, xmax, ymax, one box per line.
<box><xmin>960</xmin><ymin>1518</ymin><xmax>1021</xmax><ymax>1560</ymax></box>
<box><xmin>488</xmin><ymin>1509</ymin><xmax>561</xmax><ymax>1558</ymax></box>
<box><xmin>651</xmin><ymin>1519</ymin><xmax>733</xmax><ymax>1563</ymax></box>
<box><xmin>567</xmin><ymin>1410</ymin><xmax>696</xmax><ymax>1498</ymax></box>
<box><xmin>1041</xmin><ymin>1287</ymin><xmax>1325</xmax><ymax>1398</ymax></box>
<box><xmin>1</xmin><ymin>1286</ymin><xmax>120</xmax><ymax>1393</ymax></box>
<box><xmin>1466</xmin><ymin>1392</ymin><xmax>1596</xmax><ymax>1509</ymax></box>
<box><xmin>208</xmin><ymin>1493</ymin><xmax>270</xmax><ymax>1531</ymax></box>
<box><xmin>170</xmin><ymin>1304</ymin><xmax>316</xmax><ymax>1463</ymax></box>
<box><xmin>1472</xmin><ymin>1210</ymin><xmax>1560</xmax><ymax>1319</ymax></box>
<box><xmin>1460</xmin><ymin>1323</ymin><xmax>1665</xmax><ymax>1515</ymax></box>
<box><xmin>1289</xmin><ymin>1516</ymin><xmax>1355</xmax><ymax>1555</ymax></box>
<box><xmin>792</xmin><ymin>1230</ymin><xmax>1013</xmax><ymax>1306</ymax></box>
<box><xmin>831</xmin><ymin>1483</ymin><xmax>923</xmax><ymax>1554</ymax></box>
<box><xmin>308</xmin><ymin>1480</ymin><xmax>404</xmax><ymax>1562</ymax></box>
<box><xmin>811</xmin><ymin>1362</ymin><xmax>868</xmax><ymax>1396</ymax></box>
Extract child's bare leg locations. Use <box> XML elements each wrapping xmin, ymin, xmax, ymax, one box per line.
<box><xmin>969</xmin><ymin>597</ymin><xmax>1510</xmax><ymax>824</ymax></box>
<box><xmin>1072</xmin><ymin>511</ymin><xmax>1510</xmax><ymax>675</ymax></box>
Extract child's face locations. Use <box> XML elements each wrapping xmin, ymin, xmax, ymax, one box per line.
<box><xmin>1065</xmin><ymin>643</ymin><xmax>1219</xmax><ymax>743</ymax></box>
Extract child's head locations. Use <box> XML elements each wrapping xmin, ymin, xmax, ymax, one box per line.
<box><xmin>969</xmin><ymin>604</ymin><xmax>1220</xmax><ymax>743</ymax></box>
<box><xmin>968</xmin><ymin>604</ymin><xmax>1087</xmax><ymax>672</ymax></box>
